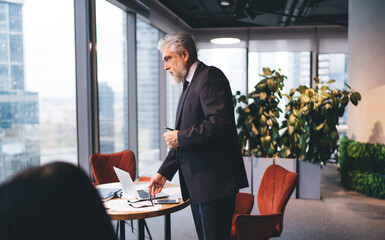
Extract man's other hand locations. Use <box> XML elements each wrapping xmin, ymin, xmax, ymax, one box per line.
<box><xmin>163</xmin><ymin>130</ymin><xmax>179</xmax><ymax>149</ymax></box>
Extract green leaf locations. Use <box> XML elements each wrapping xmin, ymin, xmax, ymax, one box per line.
<box><xmin>327</xmin><ymin>79</ymin><xmax>336</xmax><ymax>84</ymax></box>
<box><xmin>331</xmin><ymin>130</ymin><xmax>339</xmax><ymax>140</ymax></box>
<box><xmin>262</xmin><ymin>67</ymin><xmax>272</xmax><ymax>76</ymax></box>
<box><xmin>260</xmin><ymin>114</ymin><xmax>267</xmax><ymax>126</ymax></box>
<box><xmin>298</xmin><ymin>85</ymin><xmax>307</xmax><ymax>94</ymax></box>
<box><xmin>302</xmin><ymin>95</ymin><xmax>310</xmax><ymax>103</ymax></box>
<box><xmin>353</xmin><ymin>92</ymin><xmax>361</xmax><ymax>101</ymax></box>
<box><xmin>251</xmin><ymin>123</ymin><xmax>259</xmax><ymax>135</ymax></box>
<box><xmin>288</xmin><ymin>125</ymin><xmax>295</xmax><ymax>135</ymax></box>
<box><xmin>350</xmin><ymin>95</ymin><xmax>358</xmax><ymax>105</ymax></box>
<box><xmin>281</xmin><ymin>147</ymin><xmax>291</xmax><ymax>158</ymax></box>
<box><xmin>313</xmin><ymin>120</ymin><xmax>327</xmax><ymax>131</ymax></box>
<box><xmin>259</xmin><ymin>92</ymin><xmax>267</xmax><ymax>99</ymax></box>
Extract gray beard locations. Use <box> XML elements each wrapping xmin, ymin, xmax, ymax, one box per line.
<box><xmin>170</xmin><ymin>63</ymin><xmax>188</xmax><ymax>86</ymax></box>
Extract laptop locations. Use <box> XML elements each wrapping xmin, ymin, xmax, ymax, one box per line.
<box><xmin>113</xmin><ymin>167</ymin><xmax>168</xmax><ymax>200</ymax></box>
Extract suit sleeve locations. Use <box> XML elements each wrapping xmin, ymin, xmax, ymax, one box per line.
<box><xmin>157</xmin><ymin>148</ymin><xmax>179</xmax><ymax>181</ymax></box>
<box><xmin>178</xmin><ymin>68</ymin><xmax>232</xmax><ymax>149</ymax></box>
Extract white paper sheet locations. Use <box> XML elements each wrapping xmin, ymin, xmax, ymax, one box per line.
<box><xmin>104</xmin><ymin>199</ymin><xmax>161</xmax><ymax>212</ymax></box>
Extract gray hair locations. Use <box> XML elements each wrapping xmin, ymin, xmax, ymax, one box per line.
<box><xmin>158</xmin><ymin>32</ymin><xmax>197</xmax><ymax>61</ymax></box>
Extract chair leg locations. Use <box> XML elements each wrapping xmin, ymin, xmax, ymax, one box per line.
<box><xmin>144</xmin><ymin>220</ymin><xmax>152</xmax><ymax>240</ymax></box>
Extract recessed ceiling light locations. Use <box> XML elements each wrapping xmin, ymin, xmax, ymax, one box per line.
<box><xmin>220</xmin><ymin>1</ymin><xmax>230</xmax><ymax>6</ymax></box>
<box><xmin>210</xmin><ymin>37</ymin><xmax>240</xmax><ymax>45</ymax></box>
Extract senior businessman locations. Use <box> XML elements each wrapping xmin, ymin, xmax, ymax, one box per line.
<box><xmin>148</xmin><ymin>32</ymin><xmax>248</xmax><ymax>240</ymax></box>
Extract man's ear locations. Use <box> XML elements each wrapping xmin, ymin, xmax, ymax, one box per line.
<box><xmin>181</xmin><ymin>49</ymin><xmax>190</xmax><ymax>63</ymax></box>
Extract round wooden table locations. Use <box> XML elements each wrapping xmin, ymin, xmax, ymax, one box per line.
<box><xmin>100</xmin><ymin>182</ymin><xmax>190</xmax><ymax>240</ymax></box>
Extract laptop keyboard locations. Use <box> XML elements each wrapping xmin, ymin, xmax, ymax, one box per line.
<box><xmin>138</xmin><ymin>189</ymin><xmax>149</xmax><ymax>199</ymax></box>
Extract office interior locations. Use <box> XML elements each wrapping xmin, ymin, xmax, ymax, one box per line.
<box><xmin>1</xmin><ymin>0</ymin><xmax>385</xmax><ymax>239</ymax></box>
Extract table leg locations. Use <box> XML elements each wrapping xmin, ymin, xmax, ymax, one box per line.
<box><xmin>119</xmin><ymin>220</ymin><xmax>125</xmax><ymax>240</ymax></box>
<box><xmin>164</xmin><ymin>214</ymin><xmax>171</xmax><ymax>240</ymax></box>
<box><xmin>138</xmin><ymin>219</ymin><xmax>145</xmax><ymax>240</ymax></box>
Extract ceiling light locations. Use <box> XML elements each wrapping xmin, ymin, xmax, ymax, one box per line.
<box><xmin>220</xmin><ymin>1</ymin><xmax>230</xmax><ymax>6</ymax></box>
<box><xmin>210</xmin><ymin>37</ymin><xmax>241</xmax><ymax>45</ymax></box>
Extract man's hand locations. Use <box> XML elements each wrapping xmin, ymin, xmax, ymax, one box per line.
<box><xmin>148</xmin><ymin>173</ymin><xmax>167</xmax><ymax>197</ymax></box>
<box><xmin>163</xmin><ymin>130</ymin><xmax>179</xmax><ymax>149</ymax></box>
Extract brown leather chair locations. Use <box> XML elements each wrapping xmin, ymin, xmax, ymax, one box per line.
<box><xmin>234</xmin><ymin>164</ymin><xmax>298</xmax><ymax>239</ymax></box>
<box><xmin>231</xmin><ymin>192</ymin><xmax>255</xmax><ymax>239</ymax></box>
<box><xmin>89</xmin><ymin>150</ymin><xmax>153</xmax><ymax>239</ymax></box>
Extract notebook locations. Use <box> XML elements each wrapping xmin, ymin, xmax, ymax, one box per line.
<box><xmin>113</xmin><ymin>167</ymin><xmax>168</xmax><ymax>200</ymax></box>
<box><xmin>97</xmin><ymin>188</ymin><xmax>122</xmax><ymax>202</ymax></box>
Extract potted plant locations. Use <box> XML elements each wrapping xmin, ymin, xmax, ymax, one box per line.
<box><xmin>280</xmin><ymin>77</ymin><xmax>361</xmax><ymax>198</ymax></box>
<box><xmin>234</xmin><ymin>67</ymin><xmax>286</xmax><ymax>157</ymax></box>
<box><xmin>234</xmin><ymin>67</ymin><xmax>287</xmax><ymax>194</ymax></box>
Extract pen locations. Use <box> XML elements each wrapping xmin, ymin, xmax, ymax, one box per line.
<box><xmin>164</xmin><ymin>127</ymin><xmax>174</xmax><ymax>131</ymax></box>
<box><xmin>149</xmin><ymin>193</ymin><xmax>153</xmax><ymax>206</ymax></box>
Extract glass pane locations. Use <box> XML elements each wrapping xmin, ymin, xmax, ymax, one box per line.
<box><xmin>0</xmin><ymin>0</ymin><xmax>77</xmax><ymax>182</ymax></box>
<box><xmin>248</xmin><ymin>52</ymin><xmax>311</xmax><ymax>91</ymax></box>
<box><xmin>96</xmin><ymin>0</ymin><xmax>127</xmax><ymax>154</ymax></box>
<box><xmin>166</xmin><ymin>73</ymin><xmax>182</xmax><ymax>129</ymax></box>
<box><xmin>136</xmin><ymin>19</ymin><xmax>160</xmax><ymax>176</ymax></box>
<box><xmin>198</xmin><ymin>48</ymin><xmax>247</xmax><ymax>95</ymax></box>
<box><xmin>318</xmin><ymin>53</ymin><xmax>349</xmax><ymax>136</ymax></box>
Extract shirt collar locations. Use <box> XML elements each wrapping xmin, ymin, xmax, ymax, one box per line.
<box><xmin>185</xmin><ymin>60</ymin><xmax>200</xmax><ymax>84</ymax></box>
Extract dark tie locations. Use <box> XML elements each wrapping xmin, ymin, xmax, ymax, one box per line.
<box><xmin>183</xmin><ymin>80</ymin><xmax>189</xmax><ymax>92</ymax></box>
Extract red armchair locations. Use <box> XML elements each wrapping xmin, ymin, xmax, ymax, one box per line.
<box><xmin>234</xmin><ymin>164</ymin><xmax>298</xmax><ymax>239</ymax></box>
<box><xmin>231</xmin><ymin>192</ymin><xmax>255</xmax><ymax>239</ymax></box>
<box><xmin>90</xmin><ymin>150</ymin><xmax>136</xmax><ymax>184</ymax></box>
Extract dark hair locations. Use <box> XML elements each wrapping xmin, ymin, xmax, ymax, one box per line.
<box><xmin>0</xmin><ymin>162</ymin><xmax>116</xmax><ymax>240</ymax></box>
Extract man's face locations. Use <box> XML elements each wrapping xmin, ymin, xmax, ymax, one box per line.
<box><xmin>162</xmin><ymin>47</ymin><xmax>188</xmax><ymax>85</ymax></box>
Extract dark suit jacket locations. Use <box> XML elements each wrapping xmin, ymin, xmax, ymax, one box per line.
<box><xmin>158</xmin><ymin>62</ymin><xmax>248</xmax><ymax>203</ymax></box>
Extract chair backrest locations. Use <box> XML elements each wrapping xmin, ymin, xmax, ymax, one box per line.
<box><xmin>231</xmin><ymin>192</ymin><xmax>255</xmax><ymax>239</ymax></box>
<box><xmin>257</xmin><ymin>164</ymin><xmax>298</xmax><ymax>237</ymax></box>
<box><xmin>235</xmin><ymin>213</ymin><xmax>283</xmax><ymax>240</ymax></box>
<box><xmin>90</xmin><ymin>150</ymin><xmax>136</xmax><ymax>185</ymax></box>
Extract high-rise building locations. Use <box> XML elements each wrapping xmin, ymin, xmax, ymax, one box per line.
<box><xmin>0</xmin><ymin>0</ymin><xmax>40</xmax><ymax>181</ymax></box>
<box><xmin>98</xmin><ymin>82</ymin><xmax>115</xmax><ymax>153</ymax></box>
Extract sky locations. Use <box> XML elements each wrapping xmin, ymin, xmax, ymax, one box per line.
<box><xmin>22</xmin><ymin>0</ymin><xmax>124</xmax><ymax>98</ymax></box>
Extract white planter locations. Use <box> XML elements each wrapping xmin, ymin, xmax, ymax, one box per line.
<box><xmin>298</xmin><ymin>160</ymin><xmax>321</xmax><ymax>200</ymax></box>
<box><xmin>243</xmin><ymin>157</ymin><xmax>320</xmax><ymax>200</ymax></box>
<box><xmin>252</xmin><ymin>157</ymin><xmax>273</xmax><ymax>195</ymax></box>
<box><xmin>240</xmin><ymin>156</ymin><xmax>253</xmax><ymax>194</ymax></box>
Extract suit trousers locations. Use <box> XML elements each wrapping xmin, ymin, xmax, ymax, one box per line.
<box><xmin>190</xmin><ymin>194</ymin><xmax>235</xmax><ymax>240</ymax></box>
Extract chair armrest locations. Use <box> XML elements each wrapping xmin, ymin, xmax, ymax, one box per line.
<box><xmin>235</xmin><ymin>212</ymin><xmax>283</xmax><ymax>240</ymax></box>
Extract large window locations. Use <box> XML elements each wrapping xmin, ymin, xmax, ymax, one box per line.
<box><xmin>248</xmin><ymin>52</ymin><xmax>311</xmax><ymax>92</ymax></box>
<box><xmin>136</xmin><ymin>19</ymin><xmax>160</xmax><ymax>176</ymax></box>
<box><xmin>166</xmin><ymin>74</ymin><xmax>182</xmax><ymax>130</ymax></box>
<box><xmin>96</xmin><ymin>0</ymin><xmax>127</xmax><ymax>154</ymax></box>
<box><xmin>198</xmin><ymin>48</ymin><xmax>247</xmax><ymax>95</ymax></box>
<box><xmin>0</xmin><ymin>0</ymin><xmax>77</xmax><ymax>182</ymax></box>
<box><xmin>248</xmin><ymin>52</ymin><xmax>311</xmax><ymax>120</ymax></box>
<box><xmin>318</xmin><ymin>53</ymin><xmax>349</xmax><ymax>136</ymax></box>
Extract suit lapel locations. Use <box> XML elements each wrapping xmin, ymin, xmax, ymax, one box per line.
<box><xmin>175</xmin><ymin>62</ymin><xmax>206</xmax><ymax>129</ymax></box>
